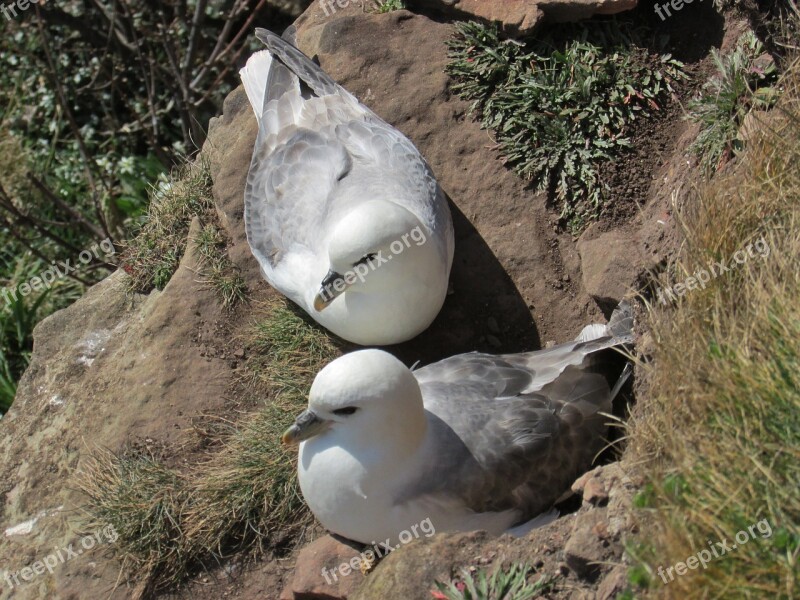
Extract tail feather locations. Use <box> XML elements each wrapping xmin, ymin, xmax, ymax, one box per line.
<box><xmin>240</xmin><ymin>50</ymin><xmax>273</xmax><ymax>124</ymax></box>
<box><xmin>607</xmin><ymin>299</ymin><xmax>634</xmax><ymax>342</ymax></box>
<box><xmin>255</xmin><ymin>28</ymin><xmax>341</xmax><ymax>97</ymax></box>
<box><xmin>576</xmin><ymin>299</ymin><xmax>634</xmax><ymax>344</ymax></box>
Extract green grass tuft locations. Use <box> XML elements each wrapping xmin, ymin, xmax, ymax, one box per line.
<box><xmin>77</xmin><ymin>449</ymin><xmax>189</xmax><ymax>587</ymax></box>
<box><xmin>243</xmin><ymin>297</ymin><xmax>342</xmax><ymax>405</ymax></box>
<box><xmin>434</xmin><ymin>563</ymin><xmax>553</xmax><ymax>600</ymax></box>
<box><xmin>446</xmin><ymin>21</ymin><xmax>687</xmax><ymax>232</ymax></box>
<box><xmin>193</xmin><ymin>223</ymin><xmax>247</xmax><ymax>308</ymax></box>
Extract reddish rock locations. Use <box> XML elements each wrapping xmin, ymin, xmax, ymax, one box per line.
<box><xmin>578</xmin><ymin>226</ymin><xmax>647</xmax><ymax>312</ymax></box>
<box><xmin>538</xmin><ymin>0</ymin><xmax>639</xmax><ymax>22</ymax></box>
<box><xmin>280</xmin><ymin>536</ymin><xmax>367</xmax><ymax>600</ymax></box>
<box><xmin>412</xmin><ymin>0</ymin><xmax>638</xmax><ymax>35</ymax></box>
<box><xmin>564</xmin><ymin>509</ymin><xmax>614</xmax><ymax>579</ymax></box>
<box><xmin>597</xmin><ymin>565</ymin><xmax>629</xmax><ymax>600</ymax></box>
<box><xmin>584</xmin><ymin>476</ymin><xmax>609</xmax><ymax>506</ymax></box>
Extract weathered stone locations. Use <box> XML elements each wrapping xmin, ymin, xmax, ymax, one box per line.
<box><xmin>578</xmin><ymin>226</ymin><xmax>646</xmax><ymax>312</ymax></box>
<box><xmin>280</xmin><ymin>535</ymin><xmax>366</xmax><ymax>600</ymax></box>
<box><xmin>410</xmin><ymin>0</ymin><xmax>638</xmax><ymax>35</ymax></box>
<box><xmin>564</xmin><ymin>509</ymin><xmax>610</xmax><ymax>578</ymax></box>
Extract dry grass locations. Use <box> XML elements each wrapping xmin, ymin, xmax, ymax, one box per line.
<box><xmin>192</xmin><ymin>223</ymin><xmax>247</xmax><ymax>308</ymax></box>
<box><xmin>121</xmin><ymin>158</ymin><xmax>213</xmax><ymax>292</ymax></box>
<box><xmin>78</xmin><ymin>297</ymin><xmax>341</xmax><ymax>595</ymax></box>
<box><xmin>626</xmin><ymin>60</ymin><xmax>800</xmax><ymax>598</ymax></box>
<box><xmin>242</xmin><ymin>297</ymin><xmax>345</xmax><ymax>404</ymax></box>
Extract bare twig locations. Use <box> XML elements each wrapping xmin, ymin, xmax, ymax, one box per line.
<box><xmin>0</xmin><ymin>214</ymin><xmax>96</xmax><ymax>287</ymax></box>
<box><xmin>33</xmin><ymin>7</ymin><xmax>114</xmax><ymax>241</ymax></box>
<box><xmin>183</xmin><ymin>0</ymin><xmax>208</xmax><ymax>81</ymax></box>
<box><xmin>0</xmin><ymin>183</ymin><xmax>84</xmax><ymax>255</ymax></box>
<box><xmin>27</xmin><ymin>174</ymin><xmax>109</xmax><ymax>240</ymax></box>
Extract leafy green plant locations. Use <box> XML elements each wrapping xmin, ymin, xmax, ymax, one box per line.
<box><xmin>433</xmin><ymin>564</ymin><xmax>552</xmax><ymax>600</ymax></box>
<box><xmin>446</xmin><ymin>21</ymin><xmax>687</xmax><ymax>232</ymax></box>
<box><xmin>688</xmin><ymin>31</ymin><xmax>780</xmax><ymax>172</ymax></box>
<box><xmin>375</xmin><ymin>0</ymin><xmax>405</xmax><ymax>12</ymax></box>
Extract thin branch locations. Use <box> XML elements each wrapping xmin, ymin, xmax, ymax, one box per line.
<box><xmin>0</xmin><ymin>184</ymin><xmax>84</xmax><ymax>255</ymax></box>
<box><xmin>27</xmin><ymin>174</ymin><xmax>108</xmax><ymax>240</ymax></box>
<box><xmin>189</xmin><ymin>0</ymin><xmax>248</xmax><ymax>90</ymax></box>
<box><xmin>33</xmin><ymin>7</ymin><xmax>113</xmax><ymax>241</ymax></box>
<box><xmin>183</xmin><ymin>0</ymin><xmax>208</xmax><ymax>81</ymax></box>
<box><xmin>0</xmin><ymin>215</ymin><xmax>96</xmax><ymax>287</ymax></box>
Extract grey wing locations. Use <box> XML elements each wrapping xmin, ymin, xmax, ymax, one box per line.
<box><xmin>244</xmin><ymin>128</ymin><xmax>352</xmax><ymax>275</ymax></box>
<box><xmin>403</xmin><ymin>384</ymin><xmax>564</xmax><ymax>514</ymax></box>
<box><xmin>403</xmin><ymin>317</ymin><xmax>631</xmax><ymax>516</ymax></box>
<box><xmin>414</xmin><ymin>301</ymin><xmax>632</xmax><ymax>393</ymax></box>
<box><xmin>400</xmin><ymin>371</ymin><xmax>612</xmax><ymax>517</ymax></box>
<box><xmin>336</xmin><ymin>120</ymin><xmax>454</xmax><ymax>260</ymax></box>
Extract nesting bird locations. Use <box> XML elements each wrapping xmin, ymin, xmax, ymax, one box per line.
<box><xmin>282</xmin><ymin>303</ymin><xmax>633</xmax><ymax>546</ymax></box>
<box><xmin>239</xmin><ymin>28</ymin><xmax>454</xmax><ymax>345</ymax></box>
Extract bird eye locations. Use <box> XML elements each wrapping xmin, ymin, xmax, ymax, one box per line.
<box><xmin>332</xmin><ymin>407</ymin><xmax>358</xmax><ymax>416</ymax></box>
<box><xmin>352</xmin><ymin>253</ymin><xmax>377</xmax><ymax>268</ymax></box>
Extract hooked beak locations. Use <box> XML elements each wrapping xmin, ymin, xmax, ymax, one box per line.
<box><xmin>313</xmin><ymin>269</ymin><xmax>351</xmax><ymax>312</ymax></box>
<box><xmin>281</xmin><ymin>409</ymin><xmax>330</xmax><ymax>446</ymax></box>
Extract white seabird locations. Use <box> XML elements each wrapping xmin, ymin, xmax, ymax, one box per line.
<box><xmin>239</xmin><ymin>28</ymin><xmax>454</xmax><ymax>345</ymax></box>
<box><xmin>282</xmin><ymin>303</ymin><xmax>633</xmax><ymax>546</ymax></box>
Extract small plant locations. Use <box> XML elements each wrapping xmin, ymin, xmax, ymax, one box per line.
<box><xmin>375</xmin><ymin>0</ymin><xmax>405</xmax><ymax>12</ymax></box>
<box><xmin>193</xmin><ymin>223</ymin><xmax>247</xmax><ymax>308</ymax></box>
<box><xmin>433</xmin><ymin>563</ymin><xmax>552</xmax><ymax>600</ymax></box>
<box><xmin>688</xmin><ymin>31</ymin><xmax>780</xmax><ymax>172</ymax></box>
<box><xmin>446</xmin><ymin>21</ymin><xmax>687</xmax><ymax>232</ymax></box>
<box><xmin>121</xmin><ymin>159</ymin><xmax>214</xmax><ymax>293</ymax></box>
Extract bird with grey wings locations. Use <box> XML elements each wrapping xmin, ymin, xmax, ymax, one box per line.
<box><xmin>282</xmin><ymin>301</ymin><xmax>634</xmax><ymax>546</ymax></box>
<box><xmin>240</xmin><ymin>28</ymin><xmax>454</xmax><ymax>345</ymax></box>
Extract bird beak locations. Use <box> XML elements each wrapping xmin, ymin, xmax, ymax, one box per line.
<box><xmin>313</xmin><ymin>269</ymin><xmax>350</xmax><ymax>312</ymax></box>
<box><xmin>281</xmin><ymin>409</ymin><xmax>330</xmax><ymax>446</ymax></box>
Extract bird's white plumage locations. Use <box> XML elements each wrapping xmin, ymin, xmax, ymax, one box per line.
<box><xmin>240</xmin><ymin>30</ymin><xmax>454</xmax><ymax>345</ymax></box>
<box><xmin>290</xmin><ymin>304</ymin><xmax>633</xmax><ymax>545</ymax></box>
